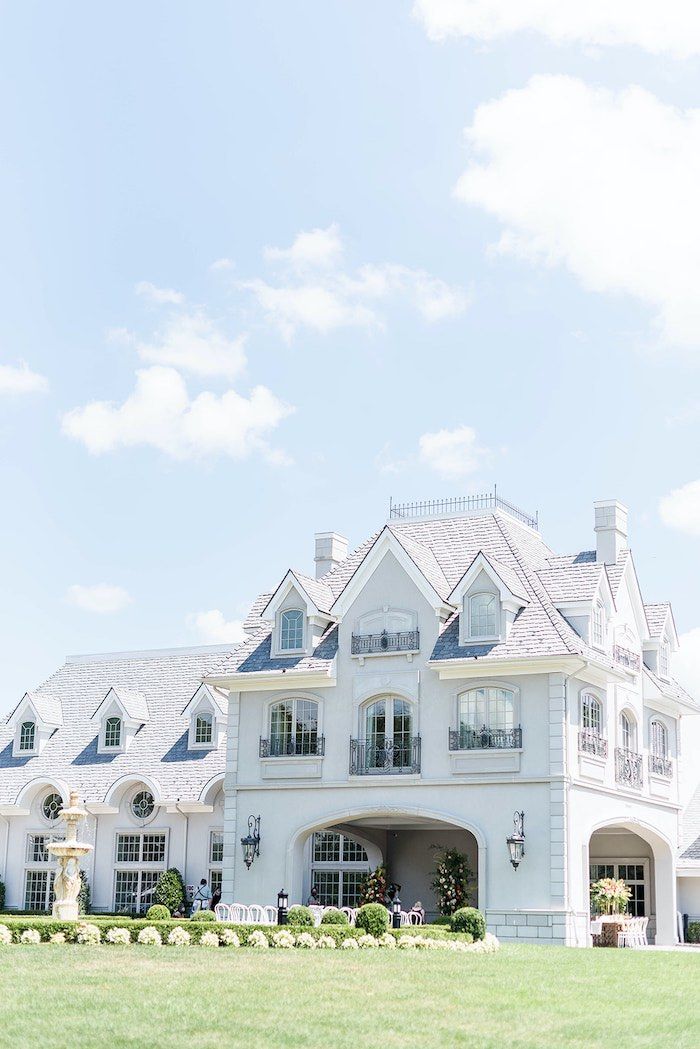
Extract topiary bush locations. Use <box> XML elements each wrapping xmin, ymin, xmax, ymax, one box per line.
<box><xmin>449</xmin><ymin>907</ymin><xmax>486</xmax><ymax>940</ymax></box>
<box><xmin>153</xmin><ymin>868</ymin><xmax>186</xmax><ymax>912</ymax></box>
<box><xmin>355</xmin><ymin>903</ymin><xmax>389</xmax><ymax>937</ymax></box>
<box><xmin>0</xmin><ymin>881</ymin><xmax>5</xmax><ymax>911</ymax></box>
<box><xmin>320</xmin><ymin>908</ymin><xmax>349</xmax><ymax>926</ymax></box>
<box><xmin>428</xmin><ymin>915</ymin><xmax>451</xmax><ymax>926</ymax></box>
<box><xmin>190</xmin><ymin>909</ymin><xmax>216</xmax><ymax>922</ymax></box>
<box><xmin>78</xmin><ymin>871</ymin><xmax>91</xmax><ymax>915</ymax></box>
<box><xmin>687</xmin><ymin>921</ymin><xmax>700</xmax><ymax>944</ymax></box>
<box><xmin>287</xmin><ymin>905</ymin><xmax>314</xmax><ymax>927</ymax></box>
<box><xmin>146</xmin><ymin>905</ymin><xmax>171</xmax><ymax>921</ymax></box>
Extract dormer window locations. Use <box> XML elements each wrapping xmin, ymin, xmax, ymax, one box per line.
<box><xmin>104</xmin><ymin>716</ymin><xmax>122</xmax><ymax>749</ymax></box>
<box><xmin>280</xmin><ymin>609</ymin><xmax>304</xmax><ymax>651</ymax></box>
<box><xmin>659</xmin><ymin>641</ymin><xmax>670</xmax><ymax>679</ymax></box>
<box><xmin>19</xmin><ymin>720</ymin><xmax>36</xmax><ymax>752</ymax></box>
<box><xmin>591</xmin><ymin>602</ymin><xmax>605</xmax><ymax>648</ymax></box>
<box><xmin>195</xmin><ymin>712</ymin><xmax>213</xmax><ymax>746</ymax></box>
<box><xmin>468</xmin><ymin>593</ymin><xmax>498</xmax><ymax>638</ymax></box>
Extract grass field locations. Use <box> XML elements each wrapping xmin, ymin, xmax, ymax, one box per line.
<box><xmin>1</xmin><ymin>944</ymin><xmax>698</xmax><ymax>1048</ymax></box>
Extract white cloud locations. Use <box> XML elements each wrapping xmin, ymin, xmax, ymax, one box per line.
<box><xmin>135</xmin><ymin>312</ymin><xmax>247</xmax><ymax>380</ymax></box>
<box><xmin>187</xmin><ymin>609</ymin><xmax>246</xmax><ymax>645</ymax></box>
<box><xmin>418</xmin><ymin>425</ymin><xmax>490</xmax><ymax>480</ymax></box>
<box><xmin>61</xmin><ymin>366</ymin><xmax>293</xmax><ymax>463</ymax></box>
<box><xmin>135</xmin><ymin>281</ymin><xmax>184</xmax><ymax>305</ymax></box>
<box><xmin>0</xmin><ymin>362</ymin><xmax>49</xmax><ymax>395</ymax></box>
<box><xmin>456</xmin><ymin>75</ymin><xmax>700</xmax><ymax>349</ymax></box>
<box><xmin>243</xmin><ymin>225</ymin><xmax>470</xmax><ymax>340</ymax></box>
<box><xmin>66</xmin><ymin>583</ymin><xmax>132</xmax><ymax>614</ymax></box>
<box><xmin>659</xmin><ymin>479</ymin><xmax>700</xmax><ymax>535</ymax></box>
<box><xmin>264</xmin><ymin>223</ymin><xmax>344</xmax><ymax>271</ymax></box>
<box><xmin>209</xmin><ymin>257</ymin><xmax>234</xmax><ymax>272</ymax></box>
<box><xmin>413</xmin><ymin>0</ymin><xmax>700</xmax><ymax>57</ymax></box>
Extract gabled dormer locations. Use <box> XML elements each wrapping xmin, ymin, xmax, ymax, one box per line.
<box><xmin>643</xmin><ymin>603</ymin><xmax>678</xmax><ymax>681</ymax></box>
<box><xmin>263</xmin><ymin>570</ymin><xmax>336</xmax><ymax>658</ymax></box>
<box><xmin>92</xmin><ymin>687</ymin><xmax>150</xmax><ymax>755</ymax></box>
<box><xmin>448</xmin><ymin>552</ymin><xmax>529</xmax><ymax>647</ymax></box>
<box><xmin>181</xmin><ymin>683</ymin><xmax>227</xmax><ymax>751</ymax></box>
<box><xmin>8</xmin><ymin>691</ymin><xmax>63</xmax><ymax>758</ymax></box>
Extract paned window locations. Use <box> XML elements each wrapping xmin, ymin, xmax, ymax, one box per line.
<box><xmin>113</xmin><ymin>870</ymin><xmax>161</xmax><ymax>914</ymax></box>
<box><xmin>364</xmin><ymin>697</ymin><xmax>413</xmax><ymax>769</ymax></box>
<box><xmin>590</xmin><ymin>861</ymin><xmax>647</xmax><ymax>917</ymax></box>
<box><xmin>131</xmin><ymin>790</ymin><xmax>155</xmax><ymax>821</ymax></box>
<box><xmin>591</xmin><ymin>603</ymin><xmax>605</xmax><ymax>647</ymax></box>
<box><xmin>269</xmin><ymin>698</ymin><xmax>319</xmax><ymax>756</ymax></box>
<box><xmin>468</xmin><ymin>593</ymin><xmax>497</xmax><ymax>637</ymax></box>
<box><xmin>41</xmin><ymin>792</ymin><xmax>63</xmax><ymax>822</ymax></box>
<box><xmin>659</xmin><ymin>642</ymin><xmax>670</xmax><ymax>679</ymax></box>
<box><xmin>113</xmin><ymin>831</ymin><xmax>167</xmax><ymax>913</ymax></box>
<box><xmin>24</xmin><ymin>869</ymin><xmax>54</xmax><ymax>911</ymax></box>
<box><xmin>210</xmin><ymin>831</ymin><xmax>224</xmax><ymax>864</ymax></box>
<box><xmin>19</xmin><ymin>720</ymin><xmax>36</xmax><ymax>752</ymax></box>
<box><xmin>581</xmin><ymin>694</ymin><xmax>603</xmax><ymax>735</ymax></box>
<box><xmin>280</xmin><ymin>609</ymin><xmax>304</xmax><ymax>651</ymax></box>
<box><xmin>195</xmin><ymin>713</ymin><xmax>213</xmax><ymax>745</ymax></box>
<box><xmin>104</xmin><ymin>716</ymin><xmax>122</xmax><ymax>748</ymax></box>
<box><xmin>619</xmin><ymin>711</ymin><xmax>636</xmax><ymax>752</ymax></box>
<box><xmin>459</xmin><ymin>688</ymin><xmax>514</xmax><ymax>734</ymax></box>
<box><xmin>650</xmin><ymin>720</ymin><xmax>668</xmax><ymax>759</ymax></box>
<box><xmin>310</xmin><ymin>831</ymin><xmax>370</xmax><ymax>909</ymax></box>
<box><xmin>26</xmin><ymin>834</ymin><xmax>51</xmax><ymax>864</ymax></box>
<box><xmin>115</xmin><ymin>831</ymin><xmax>166</xmax><ymax>864</ymax></box>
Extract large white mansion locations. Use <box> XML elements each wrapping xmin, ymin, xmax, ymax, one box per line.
<box><xmin>2</xmin><ymin>494</ymin><xmax>700</xmax><ymax>945</ymax></box>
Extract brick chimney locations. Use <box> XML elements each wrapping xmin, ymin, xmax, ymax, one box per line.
<box><xmin>314</xmin><ymin>532</ymin><xmax>348</xmax><ymax>579</ymax></box>
<box><xmin>594</xmin><ymin>500</ymin><xmax>628</xmax><ymax>565</ymax></box>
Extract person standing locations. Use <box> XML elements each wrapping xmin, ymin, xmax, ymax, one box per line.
<box><xmin>192</xmin><ymin>878</ymin><xmax>212</xmax><ymax>913</ymax></box>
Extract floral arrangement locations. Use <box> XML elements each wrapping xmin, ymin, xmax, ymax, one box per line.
<box><xmin>167</xmin><ymin>927</ymin><xmax>191</xmax><ymax>946</ymax></box>
<box><xmin>360</xmin><ymin>864</ymin><xmax>387</xmax><ymax>905</ymax></box>
<box><xmin>105</xmin><ymin>927</ymin><xmax>131</xmax><ymax>945</ymax></box>
<box><xmin>247</xmin><ymin>929</ymin><xmax>269</xmax><ymax>948</ymax></box>
<box><xmin>199</xmin><ymin>931</ymin><xmax>220</xmax><ymax>948</ymax></box>
<box><xmin>219</xmin><ymin>929</ymin><xmax>240</xmax><ymax>947</ymax></box>
<box><xmin>0</xmin><ymin>925</ymin><xmax>11</xmax><ymax>945</ymax></box>
<box><xmin>137</xmin><ymin>926</ymin><xmax>162</xmax><ymax>946</ymax></box>
<box><xmin>75</xmin><ymin>922</ymin><xmax>101</xmax><ymax>945</ymax></box>
<box><xmin>295</xmin><ymin>932</ymin><xmax>317</xmax><ymax>949</ymax></box>
<box><xmin>271</xmin><ymin>930</ymin><xmax>295</xmax><ymax>949</ymax></box>
<box><xmin>590</xmin><ymin>878</ymin><xmax>632</xmax><ymax>915</ymax></box>
<box><xmin>20</xmin><ymin>928</ymin><xmax>41</xmax><ymax>944</ymax></box>
<box><xmin>431</xmin><ymin>847</ymin><xmax>475</xmax><ymax>915</ymax></box>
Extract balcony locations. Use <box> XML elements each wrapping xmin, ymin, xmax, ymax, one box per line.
<box><xmin>612</xmin><ymin>644</ymin><xmax>641</xmax><ymax>673</ymax></box>
<box><xmin>351</xmin><ymin>629</ymin><xmax>419</xmax><ymax>656</ymax></box>
<box><xmin>349</xmin><ymin>736</ymin><xmax>421</xmax><ymax>775</ymax></box>
<box><xmin>259</xmin><ymin>735</ymin><xmax>325</xmax><ymax>758</ymax></box>
<box><xmin>615</xmin><ymin>747</ymin><xmax>643</xmax><ymax>789</ymax></box>
<box><xmin>448</xmin><ymin>726</ymin><xmax>522</xmax><ymax>751</ymax></box>
<box><xmin>578</xmin><ymin>730</ymin><xmax>608</xmax><ymax>759</ymax></box>
<box><xmin>649</xmin><ymin>753</ymin><xmax>673</xmax><ymax>779</ymax></box>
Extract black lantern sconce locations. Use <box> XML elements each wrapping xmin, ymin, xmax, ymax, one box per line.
<box><xmin>506</xmin><ymin>811</ymin><xmax>525</xmax><ymax>870</ymax></box>
<box><xmin>392</xmin><ymin>894</ymin><xmax>402</xmax><ymax>930</ymax></box>
<box><xmin>241</xmin><ymin>814</ymin><xmax>261</xmax><ymax>869</ymax></box>
<box><xmin>277</xmin><ymin>888</ymin><xmax>289</xmax><ymax>925</ymax></box>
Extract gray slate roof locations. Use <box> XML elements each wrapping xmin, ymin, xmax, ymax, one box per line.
<box><xmin>0</xmin><ymin>646</ymin><xmax>234</xmax><ymax>805</ymax></box>
<box><xmin>645</xmin><ymin>603</ymin><xmax>671</xmax><ymax>637</ymax></box>
<box><xmin>210</xmin><ymin>625</ymin><xmax>338</xmax><ymax>677</ymax></box>
<box><xmin>11</xmin><ymin>691</ymin><xmax>64</xmax><ymax>726</ymax></box>
<box><xmin>96</xmin><ymin>687</ymin><xmax>150</xmax><ymax>723</ymax></box>
<box><xmin>536</xmin><ymin>562</ymin><xmax>604</xmax><ymax>603</ymax></box>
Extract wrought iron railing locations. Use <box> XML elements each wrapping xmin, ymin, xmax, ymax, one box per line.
<box><xmin>649</xmin><ymin>753</ymin><xmax>673</xmax><ymax>778</ymax></box>
<box><xmin>349</xmin><ymin>737</ymin><xmax>421</xmax><ymax>775</ymax></box>
<box><xmin>448</xmin><ymin>726</ymin><xmax>522</xmax><ymax>751</ymax></box>
<box><xmin>578</xmin><ymin>730</ymin><xmax>608</xmax><ymax>759</ymax></box>
<box><xmin>388</xmin><ymin>487</ymin><xmax>538</xmax><ymax>530</ymax></box>
<box><xmin>615</xmin><ymin>747</ymin><xmax>643</xmax><ymax>788</ymax></box>
<box><xmin>612</xmin><ymin>644</ymin><xmax>641</xmax><ymax>672</ymax></box>
<box><xmin>259</xmin><ymin>735</ymin><xmax>325</xmax><ymax>758</ymax></box>
<box><xmin>351</xmin><ymin>629</ymin><xmax>419</xmax><ymax>656</ymax></box>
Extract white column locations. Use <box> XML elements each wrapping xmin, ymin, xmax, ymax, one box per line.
<box><xmin>221</xmin><ymin>690</ymin><xmax>240</xmax><ymax>902</ymax></box>
<box><xmin>548</xmin><ymin>673</ymin><xmax>568</xmax><ymax>909</ymax></box>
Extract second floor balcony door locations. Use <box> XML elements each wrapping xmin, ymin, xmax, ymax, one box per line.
<box><xmin>364</xmin><ymin>697</ymin><xmax>412</xmax><ymax>771</ymax></box>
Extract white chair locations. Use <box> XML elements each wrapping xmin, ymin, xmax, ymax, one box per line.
<box><xmin>247</xmin><ymin>904</ymin><xmax>266</xmax><ymax>924</ymax></box>
<box><xmin>341</xmin><ymin>907</ymin><xmax>356</xmax><ymax>925</ymax></box>
<box><xmin>408</xmin><ymin>911</ymin><xmax>423</xmax><ymax>926</ymax></box>
<box><xmin>308</xmin><ymin>905</ymin><xmax>325</xmax><ymax>927</ymax></box>
<box><xmin>618</xmin><ymin>916</ymin><xmax>649</xmax><ymax>948</ymax></box>
<box><xmin>214</xmin><ymin>903</ymin><xmax>231</xmax><ymax>922</ymax></box>
<box><xmin>230</xmin><ymin>903</ymin><xmax>249</xmax><ymax>923</ymax></box>
<box><xmin>264</xmin><ymin>905</ymin><xmax>278</xmax><ymax>925</ymax></box>
<box><xmin>399</xmin><ymin>911</ymin><xmax>411</xmax><ymax>926</ymax></box>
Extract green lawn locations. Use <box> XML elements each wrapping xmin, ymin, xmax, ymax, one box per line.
<box><xmin>0</xmin><ymin>944</ymin><xmax>698</xmax><ymax>1048</ymax></box>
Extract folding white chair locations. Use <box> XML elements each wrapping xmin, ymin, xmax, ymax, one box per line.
<box><xmin>214</xmin><ymin>903</ymin><xmax>231</xmax><ymax>922</ymax></box>
<box><xmin>399</xmin><ymin>911</ymin><xmax>411</xmax><ymax>926</ymax></box>
<box><xmin>341</xmin><ymin>907</ymin><xmax>356</xmax><ymax>925</ymax></box>
<box><xmin>264</xmin><ymin>905</ymin><xmax>278</xmax><ymax>925</ymax></box>
<box><xmin>247</xmin><ymin>904</ymin><xmax>266</xmax><ymax>924</ymax></box>
<box><xmin>230</xmin><ymin>903</ymin><xmax>248</xmax><ymax>923</ymax></box>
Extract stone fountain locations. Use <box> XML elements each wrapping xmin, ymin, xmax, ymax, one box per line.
<box><xmin>47</xmin><ymin>790</ymin><xmax>94</xmax><ymax>920</ymax></box>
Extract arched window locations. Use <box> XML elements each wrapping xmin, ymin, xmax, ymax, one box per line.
<box><xmin>362</xmin><ymin>696</ymin><xmax>414</xmax><ymax>771</ymax></box>
<box><xmin>269</xmin><ymin>698</ymin><xmax>319</xmax><ymax>756</ymax></box>
<box><xmin>195</xmin><ymin>712</ymin><xmax>213</xmax><ymax>745</ymax></box>
<box><xmin>650</xmin><ymin>719</ymin><xmax>668</xmax><ymax>759</ymax></box>
<box><xmin>19</xmin><ymin>720</ymin><xmax>36</xmax><ymax>752</ymax></box>
<box><xmin>131</xmin><ymin>790</ymin><xmax>155</xmax><ymax>821</ymax></box>
<box><xmin>41</xmin><ymin>792</ymin><xmax>63</xmax><ymax>822</ymax></box>
<box><xmin>458</xmin><ymin>687</ymin><xmax>517</xmax><ymax>748</ymax></box>
<box><xmin>310</xmin><ymin>831</ymin><xmax>370</xmax><ymax>908</ymax></box>
<box><xmin>581</xmin><ymin>694</ymin><xmax>603</xmax><ymax>736</ymax></box>
<box><xmin>468</xmin><ymin>593</ymin><xmax>497</xmax><ymax>638</ymax></box>
<box><xmin>619</xmin><ymin>711</ymin><xmax>636</xmax><ymax>752</ymax></box>
<box><xmin>591</xmin><ymin>602</ymin><xmax>605</xmax><ymax>648</ymax></box>
<box><xmin>104</xmin><ymin>716</ymin><xmax>122</xmax><ymax>749</ymax></box>
<box><xmin>280</xmin><ymin>609</ymin><xmax>304</xmax><ymax>651</ymax></box>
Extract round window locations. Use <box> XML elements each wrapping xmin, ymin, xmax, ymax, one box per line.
<box><xmin>42</xmin><ymin>792</ymin><xmax>63</xmax><ymax>822</ymax></box>
<box><xmin>131</xmin><ymin>790</ymin><xmax>155</xmax><ymax>821</ymax></box>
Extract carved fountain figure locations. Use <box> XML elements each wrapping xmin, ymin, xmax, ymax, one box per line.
<box><xmin>47</xmin><ymin>790</ymin><xmax>94</xmax><ymax>920</ymax></box>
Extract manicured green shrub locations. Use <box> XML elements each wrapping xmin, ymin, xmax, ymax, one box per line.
<box><xmin>355</xmin><ymin>903</ymin><xmax>389</xmax><ymax>937</ymax></box>
<box><xmin>146</xmin><ymin>905</ymin><xmax>171</xmax><ymax>921</ymax></box>
<box><xmin>428</xmin><ymin>915</ymin><xmax>451</xmax><ymax>926</ymax></box>
<box><xmin>153</xmin><ymin>868</ymin><xmax>186</xmax><ymax>912</ymax></box>
<box><xmin>450</xmin><ymin>907</ymin><xmax>486</xmax><ymax>940</ymax></box>
<box><xmin>190</xmin><ymin>909</ymin><xmax>216</xmax><ymax>922</ymax></box>
<box><xmin>287</xmin><ymin>905</ymin><xmax>314</xmax><ymax>927</ymax></box>
<box><xmin>687</xmin><ymin>921</ymin><xmax>700</xmax><ymax>944</ymax></box>
<box><xmin>0</xmin><ymin>881</ymin><xmax>5</xmax><ymax>911</ymax></box>
<box><xmin>320</xmin><ymin>908</ymin><xmax>349</xmax><ymax>926</ymax></box>
<box><xmin>78</xmin><ymin>872</ymin><xmax>91</xmax><ymax>915</ymax></box>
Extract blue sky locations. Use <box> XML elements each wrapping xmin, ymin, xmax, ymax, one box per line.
<box><xmin>2</xmin><ymin>1</ymin><xmax>700</xmax><ymax>713</ymax></box>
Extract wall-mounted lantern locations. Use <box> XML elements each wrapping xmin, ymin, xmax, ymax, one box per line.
<box><xmin>506</xmin><ymin>811</ymin><xmax>525</xmax><ymax>870</ymax></box>
<box><xmin>241</xmin><ymin>814</ymin><xmax>261</xmax><ymax>869</ymax></box>
<box><xmin>277</xmin><ymin>888</ymin><xmax>289</xmax><ymax>925</ymax></box>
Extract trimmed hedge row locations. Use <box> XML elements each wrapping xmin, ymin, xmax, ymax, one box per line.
<box><xmin>0</xmin><ymin>916</ymin><xmax>472</xmax><ymax>946</ymax></box>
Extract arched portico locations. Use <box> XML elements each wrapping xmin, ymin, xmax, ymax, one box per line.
<box><xmin>286</xmin><ymin>805</ymin><xmax>486</xmax><ymax>918</ymax></box>
<box><xmin>585</xmin><ymin>817</ymin><xmax>677</xmax><ymax>945</ymax></box>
